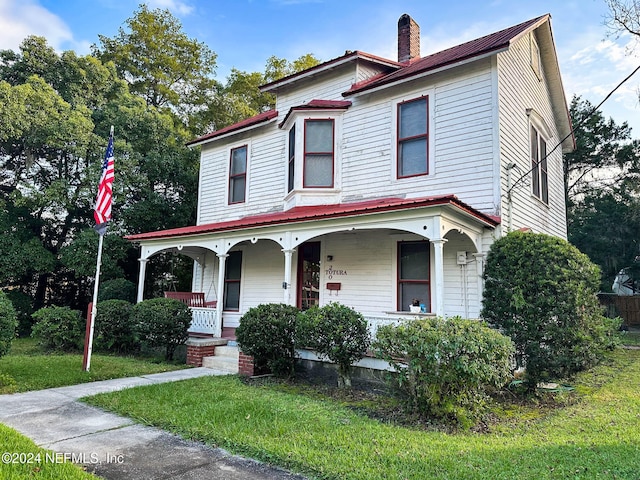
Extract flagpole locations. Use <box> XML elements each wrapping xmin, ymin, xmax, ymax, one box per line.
<box><xmin>83</xmin><ymin>125</ymin><xmax>114</xmax><ymax>372</ymax></box>
<box><xmin>84</xmin><ymin>232</ymin><xmax>104</xmax><ymax>372</ymax></box>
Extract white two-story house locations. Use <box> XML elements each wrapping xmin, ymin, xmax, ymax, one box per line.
<box><xmin>127</xmin><ymin>13</ymin><xmax>574</xmax><ymax>341</ymax></box>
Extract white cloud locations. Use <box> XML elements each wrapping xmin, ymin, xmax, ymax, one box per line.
<box><xmin>146</xmin><ymin>0</ymin><xmax>194</xmax><ymax>16</ymax></box>
<box><xmin>0</xmin><ymin>0</ymin><xmax>72</xmax><ymax>51</ymax></box>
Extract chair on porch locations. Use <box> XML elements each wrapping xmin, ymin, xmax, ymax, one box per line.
<box><xmin>163</xmin><ymin>291</ymin><xmax>217</xmax><ymax>308</ymax></box>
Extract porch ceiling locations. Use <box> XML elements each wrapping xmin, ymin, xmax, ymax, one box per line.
<box><xmin>126</xmin><ymin>194</ymin><xmax>500</xmax><ymax>243</ymax></box>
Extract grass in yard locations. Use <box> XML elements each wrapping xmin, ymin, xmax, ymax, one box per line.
<box><xmin>619</xmin><ymin>329</ymin><xmax>640</xmax><ymax>347</ymax></box>
<box><xmin>0</xmin><ymin>337</ymin><xmax>188</xmax><ymax>393</ymax></box>
<box><xmin>84</xmin><ymin>348</ymin><xmax>640</xmax><ymax>480</ymax></box>
<box><xmin>0</xmin><ymin>424</ymin><xmax>98</xmax><ymax>479</ymax></box>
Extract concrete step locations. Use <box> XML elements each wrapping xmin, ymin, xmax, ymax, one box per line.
<box><xmin>212</xmin><ymin>345</ymin><xmax>239</xmax><ymax>359</ymax></box>
<box><xmin>202</xmin><ymin>345</ymin><xmax>239</xmax><ymax>373</ymax></box>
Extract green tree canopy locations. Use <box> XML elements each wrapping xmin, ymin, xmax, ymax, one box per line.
<box><xmin>93</xmin><ymin>4</ymin><xmax>218</xmax><ymax>118</ymax></box>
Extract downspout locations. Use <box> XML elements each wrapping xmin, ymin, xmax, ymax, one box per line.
<box><xmin>506</xmin><ymin>163</ymin><xmax>516</xmax><ymax>233</ymax></box>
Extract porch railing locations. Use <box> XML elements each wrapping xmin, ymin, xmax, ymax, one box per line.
<box><xmin>366</xmin><ymin>316</ymin><xmax>407</xmax><ymax>340</ymax></box>
<box><xmin>189</xmin><ymin>307</ymin><xmax>219</xmax><ymax>335</ymax></box>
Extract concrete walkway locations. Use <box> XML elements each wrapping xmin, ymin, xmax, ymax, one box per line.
<box><xmin>0</xmin><ymin>368</ymin><xmax>306</xmax><ymax>479</ymax></box>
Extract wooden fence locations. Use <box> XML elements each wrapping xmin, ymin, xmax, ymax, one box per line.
<box><xmin>598</xmin><ymin>294</ymin><xmax>640</xmax><ymax>327</ymax></box>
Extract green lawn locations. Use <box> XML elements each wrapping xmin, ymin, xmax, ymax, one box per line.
<box><xmin>0</xmin><ymin>424</ymin><xmax>99</xmax><ymax>479</ymax></box>
<box><xmin>84</xmin><ymin>348</ymin><xmax>640</xmax><ymax>480</ymax></box>
<box><xmin>0</xmin><ymin>337</ymin><xmax>189</xmax><ymax>479</ymax></box>
<box><xmin>0</xmin><ymin>338</ymin><xmax>188</xmax><ymax>393</ymax></box>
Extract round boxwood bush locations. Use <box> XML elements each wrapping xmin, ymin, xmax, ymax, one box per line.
<box><xmin>482</xmin><ymin>231</ymin><xmax>621</xmax><ymax>390</ymax></box>
<box><xmin>132</xmin><ymin>298</ymin><xmax>191</xmax><ymax>360</ymax></box>
<box><xmin>98</xmin><ymin>278</ymin><xmax>137</xmax><ymax>303</ymax></box>
<box><xmin>5</xmin><ymin>290</ymin><xmax>34</xmax><ymax>337</ymax></box>
<box><xmin>31</xmin><ymin>306</ymin><xmax>84</xmax><ymax>352</ymax></box>
<box><xmin>374</xmin><ymin>316</ymin><xmax>514</xmax><ymax>428</ymax></box>
<box><xmin>236</xmin><ymin>303</ymin><xmax>300</xmax><ymax>377</ymax></box>
<box><xmin>298</xmin><ymin>302</ymin><xmax>370</xmax><ymax>388</ymax></box>
<box><xmin>0</xmin><ymin>290</ymin><xmax>17</xmax><ymax>358</ymax></box>
<box><xmin>95</xmin><ymin>300</ymin><xmax>138</xmax><ymax>353</ymax></box>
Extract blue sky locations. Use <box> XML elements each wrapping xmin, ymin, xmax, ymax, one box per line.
<box><xmin>2</xmin><ymin>0</ymin><xmax>640</xmax><ymax>135</ymax></box>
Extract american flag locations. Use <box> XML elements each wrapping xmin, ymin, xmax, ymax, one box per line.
<box><xmin>94</xmin><ymin>130</ymin><xmax>114</xmax><ymax>230</ymax></box>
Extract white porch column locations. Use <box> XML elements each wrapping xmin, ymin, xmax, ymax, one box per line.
<box><xmin>215</xmin><ymin>253</ymin><xmax>228</xmax><ymax>338</ymax></box>
<box><xmin>136</xmin><ymin>258</ymin><xmax>148</xmax><ymax>303</ymax></box>
<box><xmin>432</xmin><ymin>239</ymin><xmax>448</xmax><ymax>317</ymax></box>
<box><xmin>282</xmin><ymin>248</ymin><xmax>295</xmax><ymax>305</ymax></box>
<box><xmin>473</xmin><ymin>253</ymin><xmax>485</xmax><ymax>315</ymax></box>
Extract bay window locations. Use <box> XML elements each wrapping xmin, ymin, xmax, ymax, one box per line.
<box><xmin>304</xmin><ymin>119</ymin><xmax>334</xmax><ymax>188</ymax></box>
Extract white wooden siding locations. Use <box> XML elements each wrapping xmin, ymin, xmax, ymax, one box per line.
<box><xmin>192</xmin><ymin>231</ymin><xmax>484</xmax><ymax>322</ymax></box>
<box><xmin>198</xmin><ymin>58</ymin><xmax>502</xmax><ymax>224</ymax></box>
<box><xmin>497</xmin><ymin>31</ymin><xmax>567</xmax><ymax>238</ymax></box>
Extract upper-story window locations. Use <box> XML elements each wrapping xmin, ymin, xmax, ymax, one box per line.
<box><xmin>304</xmin><ymin>119</ymin><xmax>334</xmax><ymax>188</ymax></box>
<box><xmin>530</xmin><ymin>124</ymin><xmax>548</xmax><ymax>204</ymax></box>
<box><xmin>397</xmin><ymin>96</ymin><xmax>429</xmax><ymax>178</ymax></box>
<box><xmin>229</xmin><ymin>145</ymin><xmax>247</xmax><ymax>204</ymax></box>
<box><xmin>288</xmin><ymin>126</ymin><xmax>296</xmax><ymax>192</ymax></box>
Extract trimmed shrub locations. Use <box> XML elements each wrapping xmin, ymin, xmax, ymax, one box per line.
<box><xmin>374</xmin><ymin>317</ymin><xmax>514</xmax><ymax>427</ymax></box>
<box><xmin>0</xmin><ymin>290</ymin><xmax>17</xmax><ymax>358</ymax></box>
<box><xmin>482</xmin><ymin>231</ymin><xmax>621</xmax><ymax>390</ymax></box>
<box><xmin>0</xmin><ymin>372</ymin><xmax>17</xmax><ymax>394</ymax></box>
<box><xmin>132</xmin><ymin>298</ymin><xmax>191</xmax><ymax>360</ymax></box>
<box><xmin>98</xmin><ymin>278</ymin><xmax>137</xmax><ymax>303</ymax></box>
<box><xmin>5</xmin><ymin>291</ymin><xmax>34</xmax><ymax>337</ymax></box>
<box><xmin>31</xmin><ymin>306</ymin><xmax>84</xmax><ymax>352</ymax></box>
<box><xmin>298</xmin><ymin>303</ymin><xmax>370</xmax><ymax>388</ymax></box>
<box><xmin>236</xmin><ymin>303</ymin><xmax>300</xmax><ymax>377</ymax></box>
<box><xmin>95</xmin><ymin>300</ymin><xmax>138</xmax><ymax>353</ymax></box>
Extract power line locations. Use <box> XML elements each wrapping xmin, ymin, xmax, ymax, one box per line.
<box><xmin>506</xmin><ymin>63</ymin><xmax>640</xmax><ymax>197</ymax></box>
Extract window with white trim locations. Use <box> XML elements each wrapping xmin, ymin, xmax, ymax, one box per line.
<box><xmin>398</xmin><ymin>241</ymin><xmax>430</xmax><ymax>312</ymax></box>
<box><xmin>229</xmin><ymin>145</ymin><xmax>247</xmax><ymax>204</ymax></box>
<box><xmin>303</xmin><ymin>119</ymin><xmax>334</xmax><ymax>187</ymax></box>
<box><xmin>288</xmin><ymin>125</ymin><xmax>295</xmax><ymax>192</ymax></box>
<box><xmin>223</xmin><ymin>251</ymin><xmax>242</xmax><ymax>311</ymax></box>
<box><xmin>397</xmin><ymin>97</ymin><xmax>428</xmax><ymax>178</ymax></box>
<box><xmin>530</xmin><ymin>124</ymin><xmax>548</xmax><ymax>204</ymax></box>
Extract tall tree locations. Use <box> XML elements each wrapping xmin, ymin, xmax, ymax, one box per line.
<box><xmin>564</xmin><ymin>95</ymin><xmax>640</xmax><ymax>208</ymax></box>
<box><xmin>93</xmin><ymin>5</ymin><xmax>218</xmax><ymax>122</ymax></box>
<box><xmin>565</xmin><ymin>97</ymin><xmax>640</xmax><ymax>290</ymax></box>
<box><xmin>219</xmin><ymin>54</ymin><xmax>322</xmax><ymax>127</ymax></box>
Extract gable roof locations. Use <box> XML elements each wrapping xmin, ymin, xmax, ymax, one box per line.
<box><xmin>186</xmin><ymin>109</ymin><xmax>278</xmax><ymax>147</ymax></box>
<box><xmin>259</xmin><ymin>51</ymin><xmax>401</xmax><ymax>93</ymax></box>
<box><xmin>126</xmin><ymin>195</ymin><xmax>500</xmax><ymax>242</ymax></box>
<box><xmin>346</xmin><ymin>14</ymin><xmax>549</xmax><ymax>95</ymax></box>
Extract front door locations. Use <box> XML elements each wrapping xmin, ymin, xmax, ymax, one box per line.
<box><xmin>297</xmin><ymin>242</ymin><xmax>321</xmax><ymax>310</ymax></box>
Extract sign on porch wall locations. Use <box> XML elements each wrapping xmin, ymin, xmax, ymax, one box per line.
<box><xmin>325</xmin><ymin>265</ymin><xmax>347</xmax><ymax>280</ymax></box>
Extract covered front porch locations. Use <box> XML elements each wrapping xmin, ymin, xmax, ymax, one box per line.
<box><xmin>127</xmin><ymin>196</ymin><xmax>499</xmax><ymax>341</ymax></box>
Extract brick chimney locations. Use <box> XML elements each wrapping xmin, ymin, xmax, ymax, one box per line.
<box><xmin>398</xmin><ymin>14</ymin><xmax>420</xmax><ymax>63</ymax></box>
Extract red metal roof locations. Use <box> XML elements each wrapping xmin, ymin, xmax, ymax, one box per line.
<box><xmin>279</xmin><ymin>99</ymin><xmax>352</xmax><ymax>127</ymax></box>
<box><xmin>259</xmin><ymin>51</ymin><xmax>401</xmax><ymax>93</ymax></box>
<box><xmin>186</xmin><ymin>109</ymin><xmax>278</xmax><ymax>146</ymax></box>
<box><xmin>126</xmin><ymin>195</ymin><xmax>500</xmax><ymax>241</ymax></box>
<box><xmin>346</xmin><ymin>15</ymin><xmax>549</xmax><ymax>95</ymax></box>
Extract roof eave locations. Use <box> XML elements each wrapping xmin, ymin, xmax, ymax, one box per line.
<box><xmin>186</xmin><ymin>116</ymin><xmax>279</xmax><ymax>148</ymax></box>
<box><xmin>260</xmin><ymin>52</ymin><xmax>401</xmax><ymax>93</ymax></box>
<box><xmin>344</xmin><ymin>47</ymin><xmax>508</xmax><ymax>97</ymax></box>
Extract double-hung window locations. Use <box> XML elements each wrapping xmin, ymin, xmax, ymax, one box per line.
<box><xmin>288</xmin><ymin>126</ymin><xmax>296</xmax><ymax>192</ymax></box>
<box><xmin>229</xmin><ymin>145</ymin><xmax>247</xmax><ymax>204</ymax></box>
<box><xmin>223</xmin><ymin>251</ymin><xmax>242</xmax><ymax>311</ymax></box>
<box><xmin>398</xmin><ymin>241</ymin><xmax>430</xmax><ymax>312</ymax></box>
<box><xmin>397</xmin><ymin>97</ymin><xmax>428</xmax><ymax>178</ymax></box>
<box><xmin>530</xmin><ymin>125</ymin><xmax>548</xmax><ymax>204</ymax></box>
<box><xmin>304</xmin><ymin>119</ymin><xmax>334</xmax><ymax>187</ymax></box>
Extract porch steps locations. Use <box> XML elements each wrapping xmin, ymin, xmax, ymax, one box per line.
<box><xmin>202</xmin><ymin>345</ymin><xmax>239</xmax><ymax>374</ymax></box>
